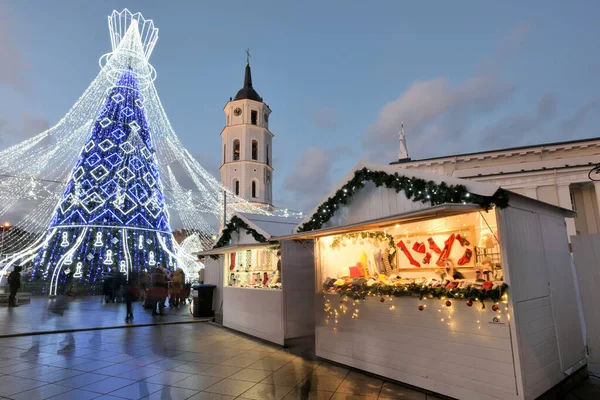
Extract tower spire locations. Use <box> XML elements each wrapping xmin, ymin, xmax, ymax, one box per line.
<box><xmin>233</xmin><ymin>51</ymin><xmax>262</xmax><ymax>102</ymax></box>
<box><xmin>398</xmin><ymin>122</ymin><xmax>410</xmax><ymax>161</ymax></box>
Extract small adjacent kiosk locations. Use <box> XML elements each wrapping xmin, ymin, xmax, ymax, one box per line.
<box><xmin>281</xmin><ymin>162</ymin><xmax>585</xmax><ymax>400</ymax></box>
<box><xmin>200</xmin><ymin>213</ymin><xmax>314</xmax><ymax>346</ymax></box>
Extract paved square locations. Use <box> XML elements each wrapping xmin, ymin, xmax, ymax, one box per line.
<box><xmin>0</xmin><ymin>315</ymin><xmax>441</xmax><ymax>399</ymax></box>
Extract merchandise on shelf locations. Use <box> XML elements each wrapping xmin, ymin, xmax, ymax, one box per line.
<box><xmin>226</xmin><ymin>247</ymin><xmax>282</xmax><ymax>290</ymax></box>
<box><xmin>318</xmin><ymin>210</ymin><xmax>506</xmax><ymax>305</ymax></box>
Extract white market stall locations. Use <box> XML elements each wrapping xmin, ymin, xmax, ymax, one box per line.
<box><xmin>281</xmin><ymin>162</ymin><xmax>585</xmax><ymax>400</ymax></box>
<box><xmin>200</xmin><ymin>213</ymin><xmax>315</xmax><ymax>346</ymax></box>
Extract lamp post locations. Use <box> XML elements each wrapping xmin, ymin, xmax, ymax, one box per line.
<box><xmin>1</xmin><ymin>222</ymin><xmax>11</xmax><ymax>259</ymax></box>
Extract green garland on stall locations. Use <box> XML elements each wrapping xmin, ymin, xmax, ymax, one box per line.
<box><xmin>298</xmin><ymin>168</ymin><xmax>509</xmax><ymax>232</ymax></box>
<box><xmin>330</xmin><ymin>231</ymin><xmax>396</xmax><ymax>263</ymax></box>
<box><xmin>213</xmin><ymin>215</ymin><xmax>269</xmax><ymax>249</ymax></box>
<box><xmin>330</xmin><ymin>231</ymin><xmax>394</xmax><ymax>249</ymax></box>
<box><xmin>326</xmin><ymin>282</ymin><xmax>508</xmax><ymax>308</ymax></box>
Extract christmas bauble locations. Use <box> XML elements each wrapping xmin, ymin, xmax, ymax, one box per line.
<box><xmin>492</xmin><ymin>304</ymin><xmax>499</xmax><ymax>312</ymax></box>
<box><xmin>418</xmin><ymin>305</ymin><xmax>424</xmax><ymax>311</ymax></box>
<box><xmin>380</xmin><ymin>297</ymin><xmax>385</xmax><ymax>303</ymax></box>
<box><xmin>445</xmin><ymin>300</ymin><xmax>452</xmax><ymax>307</ymax></box>
<box><xmin>466</xmin><ymin>300</ymin><xmax>473</xmax><ymax>307</ymax></box>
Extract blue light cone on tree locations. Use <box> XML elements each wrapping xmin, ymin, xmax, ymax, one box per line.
<box><xmin>34</xmin><ymin>67</ymin><xmax>177</xmax><ymax>294</ymax></box>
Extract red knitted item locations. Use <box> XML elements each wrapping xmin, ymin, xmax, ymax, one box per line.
<box><xmin>427</xmin><ymin>238</ymin><xmax>442</xmax><ymax>255</ymax></box>
<box><xmin>412</xmin><ymin>242</ymin><xmax>426</xmax><ymax>254</ymax></box>
<box><xmin>482</xmin><ymin>281</ymin><xmax>494</xmax><ymax>290</ymax></box>
<box><xmin>422</xmin><ymin>252</ymin><xmax>431</xmax><ymax>265</ymax></box>
<box><xmin>398</xmin><ymin>240</ymin><xmax>420</xmax><ymax>268</ymax></box>
<box><xmin>230</xmin><ymin>253</ymin><xmax>236</xmax><ymax>271</ymax></box>
<box><xmin>436</xmin><ymin>234</ymin><xmax>456</xmax><ymax>266</ymax></box>
<box><xmin>445</xmin><ymin>280</ymin><xmax>459</xmax><ymax>289</ymax></box>
<box><xmin>349</xmin><ymin>262</ymin><xmax>365</xmax><ymax>277</ymax></box>
<box><xmin>457</xmin><ymin>248</ymin><xmax>472</xmax><ymax>266</ymax></box>
<box><xmin>456</xmin><ymin>234</ymin><xmax>470</xmax><ymax>247</ymax></box>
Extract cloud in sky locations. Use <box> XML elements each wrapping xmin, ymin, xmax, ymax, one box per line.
<box><xmin>361</xmin><ymin>73</ymin><xmax>515</xmax><ymax>160</ymax></box>
<box><xmin>0</xmin><ymin>114</ymin><xmax>49</xmax><ymax>144</ymax></box>
<box><xmin>313</xmin><ymin>107</ymin><xmax>338</xmax><ymax>132</ymax></box>
<box><xmin>0</xmin><ymin>5</ymin><xmax>29</xmax><ymax>93</ymax></box>
<box><xmin>283</xmin><ymin>146</ymin><xmax>351</xmax><ymax>212</ymax></box>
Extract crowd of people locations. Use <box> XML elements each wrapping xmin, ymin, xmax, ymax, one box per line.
<box><xmin>101</xmin><ymin>264</ymin><xmax>190</xmax><ymax>321</ymax></box>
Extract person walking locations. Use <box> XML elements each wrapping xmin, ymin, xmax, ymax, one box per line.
<box><xmin>7</xmin><ymin>265</ymin><xmax>22</xmax><ymax>307</ymax></box>
<box><xmin>102</xmin><ymin>269</ymin><xmax>115</xmax><ymax>303</ymax></box>
<box><xmin>113</xmin><ymin>268</ymin><xmax>123</xmax><ymax>303</ymax></box>
<box><xmin>139</xmin><ymin>268</ymin><xmax>149</xmax><ymax>303</ymax></box>
<box><xmin>122</xmin><ymin>276</ymin><xmax>135</xmax><ymax>322</ymax></box>
<box><xmin>150</xmin><ymin>264</ymin><xmax>167</xmax><ymax>316</ymax></box>
<box><xmin>169</xmin><ymin>268</ymin><xmax>183</xmax><ymax>307</ymax></box>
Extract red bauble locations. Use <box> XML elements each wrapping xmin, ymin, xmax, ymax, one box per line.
<box><xmin>492</xmin><ymin>304</ymin><xmax>499</xmax><ymax>312</ymax></box>
<box><xmin>380</xmin><ymin>297</ymin><xmax>385</xmax><ymax>303</ymax></box>
<box><xmin>466</xmin><ymin>300</ymin><xmax>473</xmax><ymax>307</ymax></box>
<box><xmin>445</xmin><ymin>300</ymin><xmax>452</xmax><ymax>307</ymax></box>
<box><xmin>418</xmin><ymin>305</ymin><xmax>424</xmax><ymax>311</ymax></box>
<box><xmin>340</xmin><ymin>300</ymin><xmax>344</xmax><ymax>304</ymax></box>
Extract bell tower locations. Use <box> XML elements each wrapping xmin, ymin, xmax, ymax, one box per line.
<box><xmin>220</xmin><ymin>56</ymin><xmax>273</xmax><ymax>208</ymax></box>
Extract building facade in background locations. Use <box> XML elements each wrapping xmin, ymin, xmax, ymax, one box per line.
<box><xmin>220</xmin><ymin>62</ymin><xmax>274</xmax><ymax>209</ymax></box>
<box><xmin>391</xmin><ymin>137</ymin><xmax>600</xmax><ymax>238</ymax></box>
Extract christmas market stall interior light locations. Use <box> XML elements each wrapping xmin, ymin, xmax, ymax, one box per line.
<box><xmin>198</xmin><ymin>213</ymin><xmax>312</xmax><ymax>346</ymax></box>
<box><xmin>225</xmin><ymin>246</ymin><xmax>282</xmax><ymax>290</ymax></box>
<box><xmin>288</xmin><ymin>162</ymin><xmax>584</xmax><ymax>400</ymax></box>
<box><xmin>319</xmin><ymin>209</ymin><xmax>507</xmax><ymax>307</ymax></box>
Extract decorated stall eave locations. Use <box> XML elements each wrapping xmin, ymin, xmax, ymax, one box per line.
<box><xmin>212</xmin><ymin>213</ymin><xmax>302</xmax><ymax>250</ymax></box>
<box><xmin>276</xmin><ymin>203</ymin><xmax>482</xmax><ymax>241</ymax></box>
<box><xmin>236</xmin><ymin>213</ymin><xmax>301</xmax><ymax>239</ymax></box>
<box><xmin>196</xmin><ymin>242</ymin><xmax>274</xmax><ymax>256</ymax></box>
<box><xmin>296</xmin><ymin>161</ymin><xmax>575</xmax><ymax>233</ymax></box>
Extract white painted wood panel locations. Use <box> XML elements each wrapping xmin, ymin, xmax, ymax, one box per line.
<box><xmin>325</xmin><ymin>182</ymin><xmax>428</xmax><ymax>229</ymax></box>
<box><xmin>497</xmin><ymin>207</ymin><xmax>550</xmax><ymax>303</ymax></box>
<box><xmin>538</xmin><ymin>213</ymin><xmax>585</xmax><ymax>371</ymax></box>
<box><xmin>315</xmin><ymin>294</ymin><xmax>518</xmax><ymax>400</ymax></box>
<box><xmin>514</xmin><ymin>296</ymin><xmax>562</xmax><ymax>400</ymax></box>
<box><xmin>223</xmin><ymin>287</ymin><xmax>284</xmax><ymax>345</ymax></box>
<box><xmin>203</xmin><ymin>257</ymin><xmax>224</xmax><ymax>311</ymax></box>
<box><xmin>572</xmin><ymin>234</ymin><xmax>600</xmax><ymax>373</ymax></box>
<box><xmin>282</xmin><ymin>240</ymin><xmax>316</xmax><ymax>339</ymax></box>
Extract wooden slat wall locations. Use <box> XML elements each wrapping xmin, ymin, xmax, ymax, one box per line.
<box><xmin>203</xmin><ymin>257</ymin><xmax>224</xmax><ymax>311</ymax></box>
<box><xmin>571</xmin><ymin>234</ymin><xmax>600</xmax><ymax>373</ymax></box>
<box><xmin>514</xmin><ymin>296</ymin><xmax>562</xmax><ymax>400</ymax></box>
<box><xmin>316</xmin><ymin>294</ymin><xmax>518</xmax><ymax>400</ymax></box>
<box><xmin>538</xmin><ymin>214</ymin><xmax>585</xmax><ymax>371</ymax></box>
<box><xmin>498</xmin><ymin>202</ymin><xmax>586</xmax><ymax>400</ymax></box>
<box><xmin>326</xmin><ymin>183</ymin><xmax>425</xmax><ymax>228</ymax></box>
<box><xmin>223</xmin><ymin>287</ymin><xmax>285</xmax><ymax>345</ymax></box>
<box><xmin>282</xmin><ymin>240</ymin><xmax>316</xmax><ymax>339</ymax></box>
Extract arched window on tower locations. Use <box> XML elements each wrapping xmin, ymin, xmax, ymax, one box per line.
<box><xmin>251</xmin><ymin>110</ymin><xmax>257</xmax><ymax>125</ymax></box>
<box><xmin>234</xmin><ymin>179</ymin><xmax>240</xmax><ymax>196</ymax></box>
<box><xmin>233</xmin><ymin>139</ymin><xmax>240</xmax><ymax>161</ymax></box>
<box><xmin>223</xmin><ymin>144</ymin><xmax>226</xmax><ymax>164</ymax></box>
<box><xmin>266</xmin><ymin>144</ymin><xmax>270</xmax><ymax>166</ymax></box>
<box><xmin>252</xmin><ymin>180</ymin><xmax>257</xmax><ymax>198</ymax></box>
<box><xmin>251</xmin><ymin>140</ymin><xmax>258</xmax><ymax>161</ymax></box>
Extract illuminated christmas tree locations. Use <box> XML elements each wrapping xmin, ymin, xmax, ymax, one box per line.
<box><xmin>37</xmin><ymin>66</ymin><xmax>176</xmax><ymax>294</ymax></box>
<box><xmin>0</xmin><ymin>9</ymin><xmax>298</xmax><ymax>292</ymax></box>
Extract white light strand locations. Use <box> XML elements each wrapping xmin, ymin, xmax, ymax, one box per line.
<box><xmin>0</xmin><ymin>9</ymin><xmax>300</xmax><ymax>284</ymax></box>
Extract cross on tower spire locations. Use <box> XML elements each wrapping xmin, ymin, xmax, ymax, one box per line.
<box><xmin>245</xmin><ymin>48</ymin><xmax>251</xmax><ymax>64</ymax></box>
